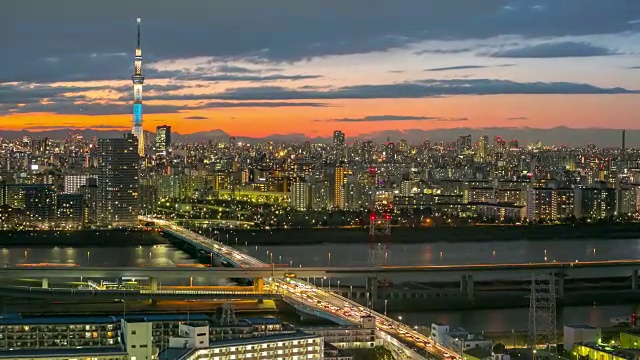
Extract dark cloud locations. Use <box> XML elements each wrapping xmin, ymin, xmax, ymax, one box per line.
<box><xmin>212</xmin><ymin>64</ymin><xmax>259</xmax><ymax>73</ymax></box>
<box><xmin>414</xmin><ymin>48</ymin><xmax>475</xmax><ymax>55</ymax></box>
<box><xmin>507</xmin><ymin>116</ymin><xmax>528</xmax><ymax>120</ymax></box>
<box><xmin>489</xmin><ymin>41</ymin><xmax>620</xmax><ymax>58</ymax></box>
<box><xmin>318</xmin><ymin>115</ymin><xmax>468</xmax><ymax>122</ymax></box>
<box><xmin>425</xmin><ymin>65</ymin><xmax>487</xmax><ymax>71</ymax></box>
<box><xmin>2</xmin><ymin>0</ymin><xmax>639</xmax><ymax>83</ymax></box>
<box><xmin>0</xmin><ymin>93</ymin><xmax>330</xmax><ymax>115</ymax></box>
<box><xmin>203</xmin><ymin>101</ymin><xmax>329</xmax><ymax>108</ymax></box>
<box><xmin>151</xmin><ymin>70</ymin><xmax>323</xmax><ymax>82</ymax></box>
<box><xmin>425</xmin><ymin>64</ymin><xmax>515</xmax><ymax>72</ymax></box>
<box><xmin>205</xmin><ymin>79</ymin><xmax>638</xmax><ymax>101</ymax></box>
<box><xmin>0</xmin><ymin>83</ymin><xmax>101</xmax><ymax>104</ymax></box>
<box><xmin>21</xmin><ymin>125</ymin><xmax>128</xmax><ymax>130</ymax></box>
<box><xmin>183</xmin><ymin>115</ymin><xmax>209</xmax><ymax>120</ymax></box>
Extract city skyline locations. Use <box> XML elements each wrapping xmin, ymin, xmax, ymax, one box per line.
<box><xmin>2</xmin><ymin>0</ymin><xmax>640</xmax><ymax>139</ymax></box>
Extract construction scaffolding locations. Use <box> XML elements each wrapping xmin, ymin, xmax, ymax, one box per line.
<box><xmin>528</xmin><ymin>274</ymin><xmax>558</xmax><ymax>359</ymax></box>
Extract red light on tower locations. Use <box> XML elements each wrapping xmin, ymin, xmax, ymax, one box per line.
<box><xmin>370</xmin><ymin>214</ymin><xmax>377</xmax><ymax>221</ymax></box>
<box><xmin>385</xmin><ymin>214</ymin><xmax>391</xmax><ymax>220</ymax></box>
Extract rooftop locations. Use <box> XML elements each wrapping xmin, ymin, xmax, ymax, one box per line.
<box><xmin>0</xmin><ymin>346</ymin><xmax>127</xmax><ymax>359</ymax></box>
<box><xmin>566</xmin><ymin>324</ymin><xmax>598</xmax><ymax>329</ymax></box>
<box><xmin>0</xmin><ymin>312</ymin><xmax>210</xmax><ymax>326</ymax></box>
<box><xmin>159</xmin><ymin>331</ymin><xmax>321</xmax><ymax>360</ymax></box>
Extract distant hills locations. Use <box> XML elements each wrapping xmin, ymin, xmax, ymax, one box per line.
<box><xmin>0</xmin><ymin>126</ymin><xmax>634</xmax><ymax>147</ymax></box>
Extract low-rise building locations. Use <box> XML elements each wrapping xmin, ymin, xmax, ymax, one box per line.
<box><xmin>301</xmin><ymin>325</ymin><xmax>376</xmax><ymax>349</ymax></box>
<box><xmin>160</xmin><ymin>331</ymin><xmax>324</xmax><ymax>360</ymax></box>
<box><xmin>564</xmin><ymin>325</ymin><xmax>601</xmax><ymax>351</ymax></box>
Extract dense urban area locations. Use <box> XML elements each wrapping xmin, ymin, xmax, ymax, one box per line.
<box><xmin>0</xmin><ymin>128</ymin><xmax>639</xmax><ymax>230</ymax></box>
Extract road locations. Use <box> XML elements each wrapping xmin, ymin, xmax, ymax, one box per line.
<box><xmin>143</xmin><ymin>216</ymin><xmax>461</xmax><ymax>359</ymax></box>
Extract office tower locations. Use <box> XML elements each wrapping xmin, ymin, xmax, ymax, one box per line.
<box><xmin>155</xmin><ymin>125</ymin><xmax>171</xmax><ymax>157</ymax></box>
<box><xmin>291</xmin><ymin>181</ymin><xmax>312</xmax><ymax>211</ymax></box>
<box><xmin>98</xmin><ymin>134</ymin><xmax>140</xmax><ymax>227</ymax></box>
<box><xmin>131</xmin><ymin>18</ymin><xmax>145</xmax><ymax>156</ymax></box>
<box><xmin>333</xmin><ymin>165</ymin><xmax>345</xmax><ymax>209</ymax></box>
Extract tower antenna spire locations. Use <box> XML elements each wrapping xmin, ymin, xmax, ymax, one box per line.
<box><xmin>131</xmin><ymin>17</ymin><xmax>145</xmax><ymax>156</ymax></box>
<box><xmin>136</xmin><ymin>18</ymin><xmax>141</xmax><ymax>49</ymax></box>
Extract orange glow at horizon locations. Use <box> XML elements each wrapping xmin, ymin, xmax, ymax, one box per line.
<box><xmin>2</xmin><ymin>94</ymin><xmax>639</xmax><ymax>138</ymax></box>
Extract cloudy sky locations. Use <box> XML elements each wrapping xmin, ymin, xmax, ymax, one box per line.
<box><xmin>2</xmin><ymin>0</ymin><xmax>640</xmax><ymax>138</ymax></box>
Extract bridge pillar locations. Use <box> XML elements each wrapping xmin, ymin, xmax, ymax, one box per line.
<box><xmin>460</xmin><ymin>275</ymin><xmax>474</xmax><ymax>300</ymax></box>
<box><xmin>366</xmin><ymin>276</ymin><xmax>378</xmax><ymax>309</ymax></box>
<box><xmin>149</xmin><ymin>277</ymin><xmax>158</xmax><ymax>292</ymax></box>
<box><xmin>460</xmin><ymin>275</ymin><xmax>468</xmax><ymax>294</ymax></box>
<box><xmin>253</xmin><ymin>278</ymin><xmax>264</xmax><ymax>293</ymax></box>
<box><xmin>557</xmin><ymin>276</ymin><xmax>564</xmax><ymax>298</ymax></box>
<box><xmin>633</xmin><ymin>270</ymin><xmax>638</xmax><ymax>290</ymax></box>
<box><xmin>41</xmin><ymin>277</ymin><xmax>49</xmax><ymax>289</ymax></box>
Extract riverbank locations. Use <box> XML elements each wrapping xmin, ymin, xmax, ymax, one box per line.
<box><xmin>219</xmin><ymin>222</ymin><xmax>640</xmax><ymax>245</ymax></box>
<box><xmin>0</xmin><ymin>230</ymin><xmax>167</xmax><ymax>247</ymax></box>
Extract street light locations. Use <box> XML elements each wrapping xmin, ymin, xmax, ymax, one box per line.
<box><xmin>385</xmin><ymin>299</ymin><xmax>388</xmax><ymax>316</ymax></box>
<box><xmin>337</xmin><ymin>280</ymin><xmax>340</xmax><ymax>292</ymax></box>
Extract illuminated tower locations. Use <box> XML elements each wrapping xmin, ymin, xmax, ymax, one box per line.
<box><xmin>131</xmin><ymin>18</ymin><xmax>145</xmax><ymax>156</ymax></box>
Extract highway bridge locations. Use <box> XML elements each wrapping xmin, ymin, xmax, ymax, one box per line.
<box><xmin>0</xmin><ymin>285</ymin><xmax>282</xmax><ymax>301</ymax></box>
<box><xmin>6</xmin><ymin>260</ymin><xmax>640</xmax><ymax>282</ymax></box>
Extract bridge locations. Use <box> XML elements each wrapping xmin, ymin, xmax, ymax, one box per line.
<box><xmin>145</xmin><ymin>217</ymin><xmax>441</xmax><ymax>359</ymax></box>
<box><xmin>7</xmin><ymin>260</ymin><xmax>640</xmax><ymax>285</ymax></box>
<box><xmin>0</xmin><ymin>285</ymin><xmax>282</xmax><ymax>301</ymax></box>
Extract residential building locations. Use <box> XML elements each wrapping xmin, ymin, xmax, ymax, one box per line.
<box><xmin>98</xmin><ymin>134</ymin><xmax>140</xmax><ymax>227</ymax></box>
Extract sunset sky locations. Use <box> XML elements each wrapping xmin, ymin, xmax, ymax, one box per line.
<box><xmin>2</xmin><ymin>0</ymin><xmax>640</xmax><ymax>139</ymax></box>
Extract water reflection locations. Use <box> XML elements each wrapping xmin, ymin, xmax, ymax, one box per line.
<box><xmin>247</xmin><ymin>238</ymin><xmax>640</xmax><ymax>267</ymax></box>
<box><xmin>0</xmin><ymin>245</ymin><xmax>196</xmax><ymax>267</ymax></box>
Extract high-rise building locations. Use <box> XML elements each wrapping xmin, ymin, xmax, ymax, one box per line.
<box><xmin>98</xmin><ymin>134</ymin><xmax>140</xmax><ymax>227</ymax></box>
<box><xmin>24</xmin><ymin>185</ymin><xmax>57</xmax><ymax>225</ymax></box>
<box><xmin>291</xmin><ymin>182</ymin><xmax>312</xmax><ymax>211</ymax></box>
<box><xmin>526</xmin><ymin>187</ymin><xmax>574</xmax><ymax>221</ymax></box>
<box><xmin>64</xmin><ymin>175</ymin><xmax>96</xmax><ymax>194</ymax></box>
<box><xmin>457</xmin><ymin>135</ymin><xmax>472</xmax><ymax>155</ymax></box>
<box><xmin>574</xmin><ymin>185</ymin><xmax>617</xmax><ymax>220</ymax></box>
<box><xmin>56</xmin><ymin>193</ymin><xmax>84</xmax><ymax>227</ymax></box>
<box><xmin>332</xmin><ymin>130</ymin><xmax>345</xmax><ymax>161</ymax></box>
<box><xmin>333</xmin><ymin>166</ymin><xmax>345</xmax><ymax>209</ymax></box>
<box><xmin>155</xmin><ymin>125</ymin><xmax>171</xmax><ymax>157</ymax></box>
<box><xmin>477</xmin><ymin>135</ymin><xmax>489</xmax><ymax>162</ymax></box>
<box><xmin>385</xmin><ymin>142</ymin><xmax>396</xmax><ymax>163</ymax></box>
<box><xmin>332</xmin><ymin>130</ymin><xmax>345</xmax><ymax>148</ymax></box>
<box><xmin>131</xmin><ymin>18</ymin><xmax>145</xmax><ymax>156</ymax></box>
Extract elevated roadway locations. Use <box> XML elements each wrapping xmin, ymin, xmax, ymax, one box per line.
<box><xmin>141</xmin><ymin>217</ymin><xmax>459</xmax><ymax>359</ymax></box>
<box><xmin>0</xmin><ymin>285</ymin><xmax>282</xmax><ymax>301</ymax></box>
<box><xmin>6</xmin><ymin>260</ymin><xmax>640</xmax><ymax>281</ymax></box>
